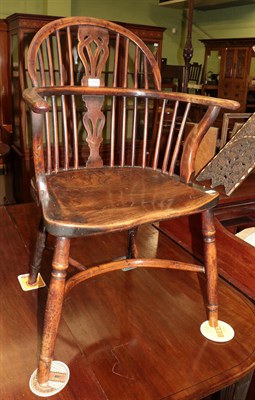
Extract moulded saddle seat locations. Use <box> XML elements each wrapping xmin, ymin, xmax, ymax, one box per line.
<box><xmin>39</xmin><ymin>167</ymin><xmax>219</xmax><ymax>237</ymax></box>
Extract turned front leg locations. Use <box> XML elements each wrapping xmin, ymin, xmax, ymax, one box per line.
<box><xmin>37</xmin><ymin>237</ymin><xmax>70</xmax><ymax>385</ymax></box>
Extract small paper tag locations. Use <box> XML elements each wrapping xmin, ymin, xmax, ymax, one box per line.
<box><xmin>18</xmin><ymin>273</ymin><xmax>46</xmax><ymax>291</ymax></box>
<box><xmin>29</xmin><ymin>360</ymin><xmax>70</xmax><ymax>397</ymax></box>
<box><xmin>200</xmin><ymin>320</ymin><xmax>235</xmax><ymax>343</ymax></box>
<box><xmin>88</xmin><ymin>78</ymin><xmax>100</xmax><ymax>87</ymax></box>
<box><xmin>49</xmin><ymin>371</ymin><xmax>67</xmax><ymax>383</ymax></box>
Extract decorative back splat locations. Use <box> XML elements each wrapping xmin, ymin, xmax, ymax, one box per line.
<box><xmin>77</xmin><ymin>26</ymin><xmax>110</xmax><ymax>167</ymax></box>
<box><xmin>78</xmin><ymin>26</ymin><xmax>109</xmax><ymax>87</ymax></box>
<box><xmin>82</xmin><ymin>95</ymin><xmax>105</xmax><ymax>167</ymax></box>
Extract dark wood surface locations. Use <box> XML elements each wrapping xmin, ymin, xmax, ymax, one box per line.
<box><xmin>0</xmin><ymin>20</ymin><xmax>12</xmax><ymax>127</ymax></box>
<box><xmin>1</xmin><ymin>202</ymin><xmax>255</xmax><ymax>400</ymax></box>
<box><xmin>43</xmin><ymin>167</ymin><xmax>220</xmax><ymax>236</ymax></box>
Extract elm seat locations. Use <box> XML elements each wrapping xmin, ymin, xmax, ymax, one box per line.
<box><xmin>42</xmin><ymin>167</ymin><xmax>219</xmax><ymax>236</ymax></box>
<box><xmin>23</xmin><ymin>15</ymin><xmax>239</xmax><ymax>395</ymax></box>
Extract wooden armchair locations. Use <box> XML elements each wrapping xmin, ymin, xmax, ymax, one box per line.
<box><xmin>23</xmin><ymin>16</ymin><xmax>239</xmax><ymax>396</ymax></box>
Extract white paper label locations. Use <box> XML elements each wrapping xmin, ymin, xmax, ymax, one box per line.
<box><xmin>88</xmin><ymin>78</ymin><xmax>100</xmax><ymax>87</ymax></box>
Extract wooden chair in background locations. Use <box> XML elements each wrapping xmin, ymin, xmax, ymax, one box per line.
<box><xmin>161</xmin><ymin>64</ymin><xmax>184</xmax><ymax>92</ymax></box>
<box><xmin>189</xmin><ymin>62</ymin><xmax>202</xmax><ymax>84</ymax></box>
<box><xmin>188</xmin><ymin>61</ymin><xmax>202</xmax><ymax>93</ymax></box>
<box><xmin>23</xmin><ymin>16</ymin><xmax>239</xmax><ymax>396</ymax></box>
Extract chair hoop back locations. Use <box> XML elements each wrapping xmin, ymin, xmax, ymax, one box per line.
<box><xmin>24</xmin><ymin>17</ymin><xmax>239</xmax><ymax>191</ymax></box>
<box><xmin>27</xmin><ymin>16</ymin><xmax>162</xmax><ymax>90</ymax></box>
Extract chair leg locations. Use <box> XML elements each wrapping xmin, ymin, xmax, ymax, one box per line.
<box><xmin>201</xmin><ymin>209</ymin><xmax>218</xmax><ymax>328</ymax></box>
<box><xmin>127</xmin><ymin>227</ymin><xmax>138</xmax><ymax>259</ymax></box>
<box><xmin>37</xmin><ymin>237</ymin><xmax>70</xmax><ymax>386</ymax></box>
<box><xmin>28</xmin><ymin>218</ymin><xmax>47</xmax><ymax>285</ymax></box>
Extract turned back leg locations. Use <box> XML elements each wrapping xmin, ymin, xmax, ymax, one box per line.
<box><xmin>29</xmin><ymin>218</ymin><xmax>47</xmax><ymax>285</ymax></box>
<box><xmin>127</xmin><ymin>228</ymin><xmax>138</xmax><ymax>259</ymax></box>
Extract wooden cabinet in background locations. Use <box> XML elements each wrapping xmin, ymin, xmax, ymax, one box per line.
<box><xmin>0</xmin><ymin>20</ymin><xmax>13</xmax><ymax>204</ymax></box>
<box><xmin>6</xmin><ymin>13</ymin><xmax>165</xmax><ymax>203</ymax></box>
<box><xmin>201</xmin><ymin>38</ymin><xmax>255</xmax><ymax>113</ymax></box>
<box><xmin>6</xmin><ymin>13</ymin><xmax>61</xmax><ymax>203</ymax></box>
<box><xmin>218</xmin><ymin>46</ymin><xmax>251</xmax><ymax>110</ymax></box>
<box><xmin>0</xmin><ymin>20</ymin><xmax>11</xmax><ymax>128</ymax></box>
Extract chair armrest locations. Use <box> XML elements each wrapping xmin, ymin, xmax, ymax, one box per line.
<box><xmin>23</xmin><ymin>88</ymin><xmax>50</xmax><ymax>113</ymax></box>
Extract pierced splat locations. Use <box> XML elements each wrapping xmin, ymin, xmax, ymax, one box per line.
<box><xmin>82</xmin><ymin>95</ymin><xmax>105</xmax><ymax>167</ymax></box>
<box><xmin>77</xmin><ymin>26</ymin><xmax>109</xmax><ymax>87</ymax></box>
<box><xmin>77</xmin><ymin>25</ymin><xmax>110</xmax><ymax>167</ymax></box>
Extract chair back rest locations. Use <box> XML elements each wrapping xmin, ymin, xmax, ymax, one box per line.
<box><xmin>24</xmin><ymin>17</ymin><xmax>239</xmax><ymax>187</ymax></box>
<box><xmin>27</xmin><ymin>17</ymin><xmax>161</xmax><ymax>90</ymax></box>
<box><xmin>189</xmin><ymin>62</ymin><xmax>202</xmax><ymax>84</ymax></box>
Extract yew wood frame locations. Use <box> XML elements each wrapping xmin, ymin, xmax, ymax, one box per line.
<box><xmin>23</xmin><ymin>16</ymin><xmax>239</xmax><ymax>390</ymax></box>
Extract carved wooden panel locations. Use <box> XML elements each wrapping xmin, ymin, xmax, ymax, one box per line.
<box><xmin>82</xmin><ymin>96</ymin><xmax>105</xmax><ymax>168</ymax></box>
<box><xmin>78</xmin><ymin>26</ymin><xmax>109</xmax><ymax>87</ymax></box>
<box><xmin>196</xmin><ymin>113</ymin><xmax>255</xmax><ymax>195</ymax></box>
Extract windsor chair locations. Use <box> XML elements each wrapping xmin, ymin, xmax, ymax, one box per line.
<box><xmin>23</xmin><ymin>16</ymin><xmax>239</xmax><ymax>396</ymax></box>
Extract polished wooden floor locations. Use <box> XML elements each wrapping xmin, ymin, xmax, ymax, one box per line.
<box><xmin>0</xmin><ymin>203</ymin><xmax>255</xmax><ymax>400</ymax></box>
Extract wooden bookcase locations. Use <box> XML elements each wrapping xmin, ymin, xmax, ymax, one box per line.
<box><xmin>6</xmin><ymin>13</ymin><xmax>165</xmax><ymax>203</ymax></box>
<box><xmin>0</xmin><ymin>19</ymin><xmax>12</xmax><ymax>128</ymax></box>
<box><xmin>6</xmin><ymin>13</ymin><xmax>62</xmax><ymax>203</ymax></box>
